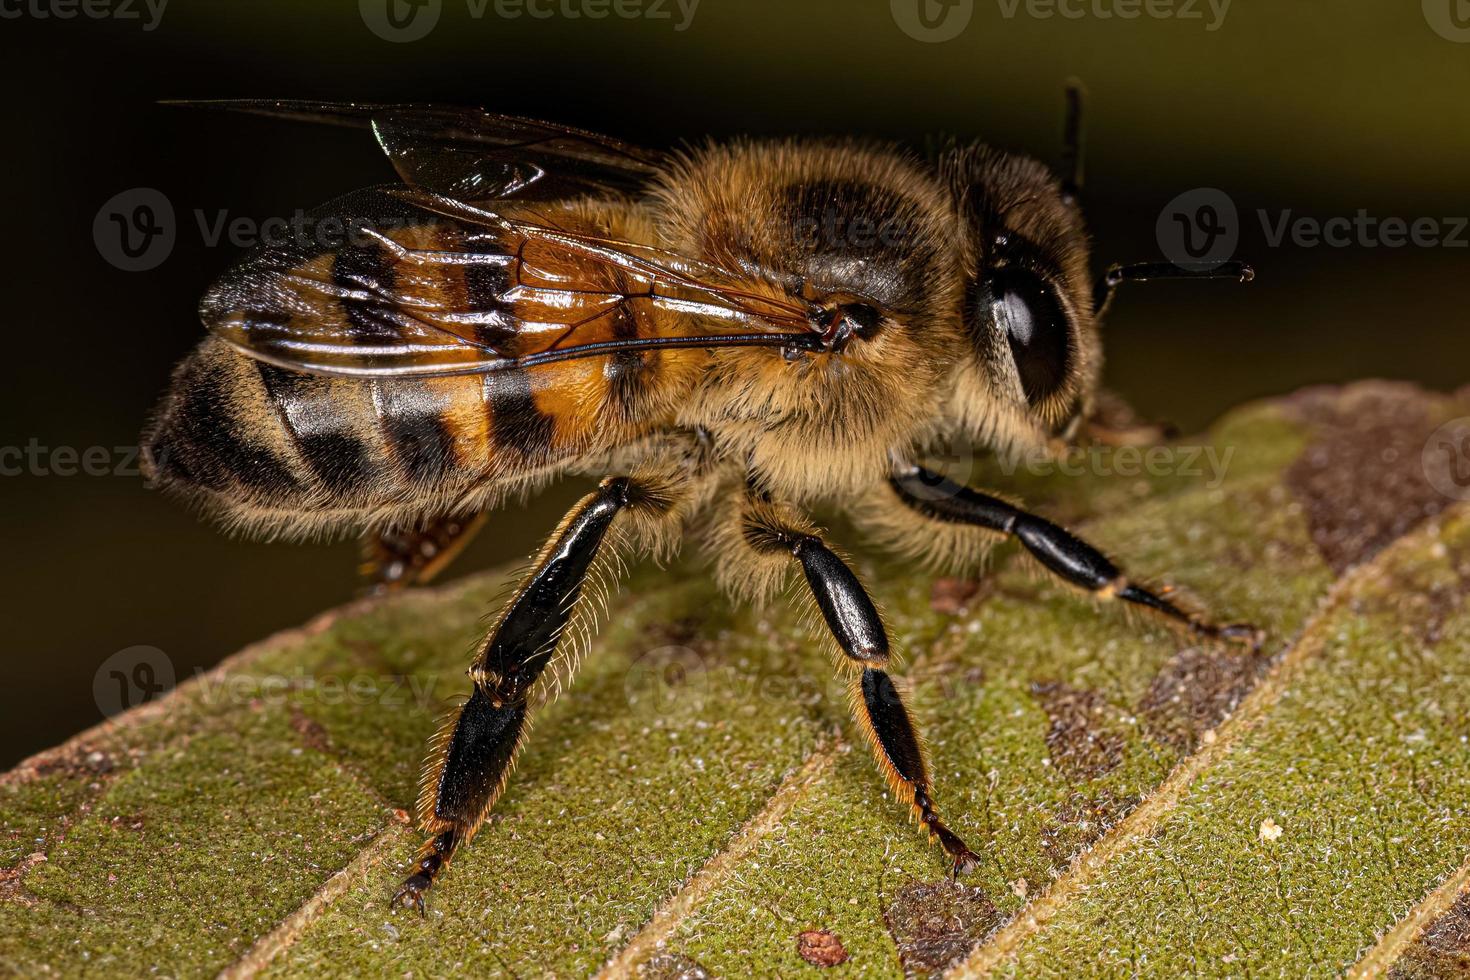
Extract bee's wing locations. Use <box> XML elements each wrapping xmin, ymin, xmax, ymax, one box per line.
<box><xmin>202</xmin><ymin>187</ymin><xmax>819</xmax><ymax>378</ymax></box>
<box><xmin>166</xmin><ymin>99</ymin><xmax>663</xmax><ymax>200</ymax></box>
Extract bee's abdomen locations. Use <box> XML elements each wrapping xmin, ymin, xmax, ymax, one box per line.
<box><xmin>143</xmin><ymin>338</ymin><xmax>519</xmax><ymax>535</ymax></box>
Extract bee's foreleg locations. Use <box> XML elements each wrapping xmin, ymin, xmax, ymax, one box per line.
<box><xmin>394</xmin><ymin>473</ymin><xmax>678</xmax><ymax>913</ymax></box>
<box><xmin>888</xmin><ymin>463</ymin><xmax>1262</xmax><ymax>648</ymax></box>
<box><xmin>361</xmin><ymin>509</ymin><xmax>490</xmax><ymax>594</ymax></box>
<box><xmin>737</xmin><ymin>500</ymin><xmax>980</xmax><ymax>876</ymax></box>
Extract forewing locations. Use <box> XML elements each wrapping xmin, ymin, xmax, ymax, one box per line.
<box><xmin>168</xmin><ymin>99</ymin><xmax>664</xmax><ymax>200</ymax></box>
<box><xmin>201</xmin><ymin>187</ymin><xmax>817</xmax><ymax>378</ymax></box>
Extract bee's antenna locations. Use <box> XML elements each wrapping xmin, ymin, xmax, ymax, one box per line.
<box><xmin>1094</xmin><ymin>260</ymin><xmax>1255</xmax><ymax>316</ymax></box>
<box><xmin>1060</xmin><ymin>79</ymin><xmax>1086</xmax><ymax>206</ymax></box>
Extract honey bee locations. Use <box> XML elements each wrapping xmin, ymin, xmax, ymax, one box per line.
<box><xmin>144</xmin><ymin>91</ymin><xmax>1259</xmax><ymax>913</ymax></box>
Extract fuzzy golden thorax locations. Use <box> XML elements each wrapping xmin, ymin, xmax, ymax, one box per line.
<box><xmin>653</xmin><ymin>138</ymin><xmax>969</xmax><ymax>502</ymax></box>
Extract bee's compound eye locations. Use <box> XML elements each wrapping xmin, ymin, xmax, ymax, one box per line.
<box><xmin>986</xmin><ymin>267</ymin><xmax>1073</xmax><ymax>405</ymax></box>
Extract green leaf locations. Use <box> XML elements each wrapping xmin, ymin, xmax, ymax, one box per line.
<box><xmin>3</xmin><ymin>382</ymin><xmax>1468</xmax><ymax>978</ymax></box>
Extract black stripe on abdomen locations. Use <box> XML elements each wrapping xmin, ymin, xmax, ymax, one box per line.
<box><xmin>150</xmin><ymin>353</ymin><xmax>302</xmax><ymax>500</ymax></box>
<box><xmin>372</xmin><ymin>378</ymin><xmax>459</xmax><ymax>486</ymax></box>
<box><xmin>485</xmin><ymin>368</ymin><xmax>556</xmax><ymax>464</ymax></box>
<box><xmin>256</xmin><ymin>362</ymin><xmax>376</xmax><ymax>499</ymax></box>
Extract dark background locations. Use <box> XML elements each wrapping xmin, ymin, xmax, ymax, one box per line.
<box><xmin>3</xmin><ymin>0</ymin><xmax>1467</xmax><ymax>767</ymax></box>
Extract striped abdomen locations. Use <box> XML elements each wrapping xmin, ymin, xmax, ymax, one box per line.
<box><xmin>142</xmin><ymin>335</ymin><xmax>696</xmax><ymax>537</ymax></box>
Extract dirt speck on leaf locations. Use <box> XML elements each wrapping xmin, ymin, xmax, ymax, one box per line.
<box><xmin>883</xmin><ymin>879</ymin><xmax>1001</xmax><ymax>976</ymax></box>
<box><xmin>1031</xmin><ymin>681</ymin><xmax>1127</xmax><ymax>780</ymax></box>
<box><xmin>796</xmin><ymin>929</ymin><xmax>850</xmax><ymax>967</ymax></box>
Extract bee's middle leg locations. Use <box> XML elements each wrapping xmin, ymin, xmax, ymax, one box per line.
<box><xmin>393</xmin><ymin>471</ymin><xmax>686</xmax><ymax>913</ymax></box>
<box><xmin>726</xmin><ymin>497</ymin><xmax>980</xmax><ymax>875</ymax></box>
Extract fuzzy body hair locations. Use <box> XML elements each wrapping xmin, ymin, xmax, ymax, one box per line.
<box><xmin>144</xmin><ymin>137</ymin><xmax>1098</xmax><ymax>584</ymax></box>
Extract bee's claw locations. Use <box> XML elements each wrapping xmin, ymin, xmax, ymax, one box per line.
<box><xmin>950</xmin><ymin>848</ymin><xmax>981</xmax><ymax>880</ymax></box>
<box><xmin>1220</xmin><ymin>622</ymin><xmax>1265</xmax><ymax>652</ymax></box>
<box><xmin>392</xmin><ymin>873</ymin><xmax>431</xmax><ymax>916</ymax></box>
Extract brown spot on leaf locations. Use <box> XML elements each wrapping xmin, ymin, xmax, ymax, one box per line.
<box><xmin>1039</xmin><ymin>790</ymin><xmax>1141</xmax><ymax>871</ymax></box>
<box><xmin>289</xmin><ymin>706</ymin><xmax>333</xmax><ymax>754</ymax></box>
<box><xmin>638</xmin><ymin>952</ymin><xmax>712</xmax><ymax>979</ymax></box>
<box><xmin>1283</xmin><ymin>383</ymin><xmax>1453</xmax><ymax>573</ymax></box>
<box><xmin>1030</xmin><ymin>681</ymin><xmax>1127</xmax><ymax>780</ymax></box>
<box><xmin>0</xmin><ymin>852</ymin><xmax>46</xmax><ymax>907</ymax></box>
<box><xmin>930</xmin><ymin>578</ymin><xmax>981</xmax><ymax>615</ymax></box>
<box><xmin>797</xmin><ymin>929</ymin><xmax>849</xmax><ymax>967</ymax></box>
<box><xmin>1388</xmin><ymin>889</ymin><xmax>1470</xmax><ymax>979</ymax></box>
<box><xmin>883</xmin><ymin>879</ymin><xmax>1001</xmax><ymax>976</ymax></box>
<box><xmin>1137</xmin><ymin>646</ymin><xmax>1270</xmax><ymax>751</ymax></box>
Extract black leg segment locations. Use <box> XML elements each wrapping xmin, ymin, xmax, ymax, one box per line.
<box><xmin>741</xmin><ymin>504</ymin><xmax>979</xmax><ymax>873</ymax></box>
<box><xmin>393</xmin><ymin>476</ymin><xmax>641</xmax><ymax>913</ymax></box>
<box><xmin>891</xmin><ymin>465</ymin><xmax>1260</xmax><ymax>647</ymax></box>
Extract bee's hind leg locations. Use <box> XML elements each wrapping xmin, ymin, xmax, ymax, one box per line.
<box><xmin>362</xmin><ymin>510</ymin><xmax>490</xmax><ymax>594</ymax></box>
<box><xmin>394</xmin><ymin>470</ymin><xmax>690</xmax><ymax>913</ymax></box>
<box><xmin>727</xmin><ymin>496</ymin><xmax>980</xmax><ymax>876</ymax></box>
<box><xmin>886</xmin><ymin>463</ymin><xmax>1262</xmax><ymax>648</ymax></box>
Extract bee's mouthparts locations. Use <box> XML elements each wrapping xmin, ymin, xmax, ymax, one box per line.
<box><xmin>808</xmin><ymin>301</ymin><xmax>884</xmax><ymax>353</ymax></box>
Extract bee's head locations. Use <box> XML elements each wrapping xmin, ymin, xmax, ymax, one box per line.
<box><xmin>941</xmin><ymin>143</ymin><xmax>1101</xmax><ymax>452</ymax></box>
